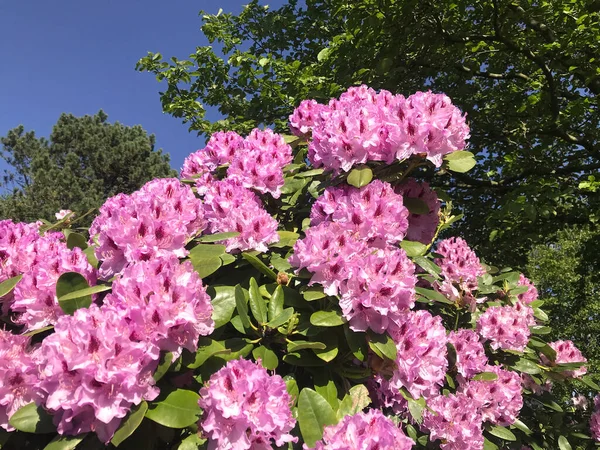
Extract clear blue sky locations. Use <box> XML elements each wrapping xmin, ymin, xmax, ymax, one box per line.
<box><xmin>0</xmin><ymin>0</ymin><xmax>282</xmax><ymax>180</ymax></box>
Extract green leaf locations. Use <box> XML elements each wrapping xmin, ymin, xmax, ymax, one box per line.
<box><xmin>248</xmin><ymin>278</ymin><xmax>268</xmax><ymax>324</ymax></box>
<box><xmin>581</xmin><ymin>376</ymin><xmax>600</xmax><ymax>391</ymax></box>
<box><xmin>483</xmin><ymin>437</ymin><xmax>499</xmax><ymax>450</ymax></box>
<box><xmin>197</xmin><ymin>231</ymin><xmax>240</xmax><ymax>243</ymax></box>
<box><xmin>242</xmin><ymin>253</ymin><xmax>277</xmax><ymax>281</ymax></box>
<box><xmin>186</xmin><ymin>338</ymin><xmax>227</xmax><ymax>369</ymax></box>
<box><xmin>217</xmin><ymin>338</ymin><xmax>254</xmax><ymax>361</ymax></box>
<box><xmin>66</xmin><ymin>232</ymin><xmax>88</xmax><ymax>250</ymax></box>
<box><xmin>413</xmin><ymin>256</ymin><xmax>441</xmax><ymax>276</ymax></box>
<box><xmin>284</xmin><ymin>376</ymin><xmax>299</xmax><ymax>404</ymax></box>
<box><xmin>188</xmin><ymin>244</ymin><xmax>226</xmax><ymax>278</ymax></box>
<box><xmin>83</xmin><ymin>246</ymin><xmax>99</xmax><ymax>268</ymax></box>
<box><xmin>9</xmin><ymin>402</ymin><xmax>56</xmax><ymax>433</ymax></box>
<box><xmin>367</xmin><ymin>331</ymin><xmax>397</xmax><ymax>361</ymax></box>
<box><xmin>266</xmin><ymin>307</ymin><xmax>295</xmax><ymax>329</ymax></box>
<box><xmin>268</xmin><ymin>285</ymin><xmax>285</xmax><ymax>320</ymax></box>
<box><xmin>310</xmin><ymin>310</ymin><xmax>345</xmax><ymax>327</ymax></box>
<box><xmin>23</xmin><ymin>325</ymin><xmax>54</xmax><ymax>337</ymax></box>
<box><xmin>513</xmin><ymin>358</ymin><xmax>541</xmax><ymax>374</ymax></box>
<box><xmin>558</xmin><ymin>435</ymin><xmax>572</xmax><ymax>450</ymax></box>
<box><xmin>414</xmin><ymin>286</ymin><xmax>454</xmax><ymax>304</ymax></box>
<box><xmin>314</xmin><ymin>374</ymin><xmax>339</xmax><ymax>411</ymax></box>
<box><xmin>145</xmin><ymin>389</ymin><xmax>202</xmax><ymax>428</ymax></box>
<box><xmin>177</xmin><ymin>433</ymin><xmax>207</xmax><ymax>450</ymax></box>
<box><xmin>313</xmin><ymin>332</ymin><xmax>339</xmax><ymax>362</ymax></box>
<box><xmin>208</xmin><ymin>286</ymin><xmax>237</xmax><ymax>328</ymax></box>
<box><xmin>445</xmin><ymin>150</ymin><xmax>477</xmax><ymax>172</ymax></box>
<box><xmin>337</xmin><ymin>384</ymin><xmax>371</xmax><ymax>419</ymax></box>
<box><xmin>56</xmin><ymin>272</ymin><xmax>92</xmax><ymax>315</ymax></box>
<box><xmin>404</xmin><ymin>197</ymin><xmax>430</xmax><ymax>215</ymax></box>
<box><xmin>43</xmin><ymin>434</ymin><xmax>87</xmax><ymax>450</ymax></box>
<box><xmin>303</xmin><ymin>286</ymin><xmax>327</xmax><ymax>301</ymax></box>
<box><xmin>344</xmin><ymin>326</ymin><xmax>367</xmax><ymax>361</ymax></box>
<box><xmin>235</xmin><ymin>284</ymin><xmax>251</xmax><ymax>329</ymax></box>
<box><xmin>297</xmin><ymin>388</ymin><xmax>338</xmax><ymax>447</ymax></box>
<box><xmin>511</xmin><ymin>419</ymin><xmax>532</xmax><ymax>435</ymax></box>
<box><xmin>191</xmin><ymin>256</ymin><xmax>222</xmax><ymax>278</ymax></box>
<box><xmin>472</xmin><ymin>372</ymin><xmax>499</xmax><ymax>381</ymax></box>
<box><xmin>272</xmin><ymin>230</ymin><xmax>300</xmax><ymax>248</ymax></box>
<box><xmin>531</xmin><ymin>326</ymin><xmax>552</xmax><ymax>335</ymax></box>
<box><xmin>288</xmin><ymin>340</ymin><xmax>327</xmax><ymax>351</ymax></box>
<box><xmin>0</xmin><ymin>274</ymin><xmax>22</xmax><ymax>298</ymax></box>
<box><xmin>317</xmin><ymin>47</ymin><xmax>331</xmax><ymax>61</ymax></box>
<box><xmin>400</xmin><ymin>240</ymin><xmax>427</xmax><ymax>257</ymax></box>
<box><xmin>252</xmin><ymin>345</ymin><xmax>279</xmax><ymax>370</ymax></box>
<box><xmin>346</xmin><ymin>167</ymin><xmax>373</xmax><ymax>188</ymax></box>
<box><xmin>407</xmin><ymin>397</ymin><xmax>425</xmax><ymax>424</ymax></box>
<box><xmin>153</xmin><ymin>352</ymin><xmax>174</xmax><ymax>381</ymax></box>
<box><xmin>57</xmin><ymin>284</ymin><xmax>111</xmax><ymax>301</ymax></box>
<box><xmin>487</xmin><ymin>425</ymin><xmax>516</xmax><ymax>441</ymax></box>
<box><xmin>111</xmin><ymin>401</ymin><xmax>148</xmax><ymax>447</ymax></box>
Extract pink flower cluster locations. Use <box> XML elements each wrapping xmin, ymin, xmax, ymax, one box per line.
<box><xmin>182</xmin><ymin>129</ymin><xmax>292</xmax><ymax>199</ymax></box>
<box><xmin>591</xmin><ymin>395</ymin><xmax>600</xmax><ymax>441</ymax></box>
<box><xmin>517</xmin><ymin>274</ymin><xmax>538</xmax><ymax>305</ymax></box>
<box><xmin>396</xmin><ymin>179</ymin><xmax>441</xmax><ymax>244</ymax></box>
<box><xmin>202</xmin><ymin>179</ymin><xmax>279</xmax><ymax>253</ymax></box>
<box><xmin>103</xmin><ymin>257</ymin><xmax>214</xmax><ymax>358</ymax></box>
<box><xmin>39</xmin><ymin>304</ymin><xmax>159</xmax><ymax>443</ymax></box>
<box><xmin>541</xmin><ymin>340</ymin><xmax>587</xmax><ymax>378</ymax></box>
<box><xmin>0</xmin><ymin>331</ymin><xmax>43</xmax><ymax>431</ymax></box>
<box><xmin>290</xmin><ymin>85</ymin><xmax>469</xmax><ymax>172</ymax></box>
<box><xmin>198</xmin><ymin>358</ymin><xmax>296</xmax><ymax>450</ymax></box>
<box><xmin>310</xmin><ymin>180</ymin><xmax>409</xmax><ymax>245</ymax></box>
<box><xmin>309</xmin><ymin>409</ymin><xmax>413</xmax><ymax>450</ymax></box>
<box><xmin>90</xmin><ymin>178</ymin><xmax>205</xmax><ymax>278</ymax></box>
<box><xmin>422</xmin><ymin>392</ymin><xmax>484</xmax><ymax>450</ymax></box>
<box><xmin>387</xmin><ymin>310</ymin><xmax>448</xmax><ymax>400</ymax></box>
<box><xmin>448</xmin><ymin>329</ymin><xmax>488</xmax><ymax>381</ymax></box>
<box><xmin>477</xmin><ymin>305</ymin><xmax>531</xmax><ymax>352</ymax></box>
<box><xmin>435</xmin><ymin>237</ymin><xmax>484</xmax><ymax>291</ymax></box>
<box><xmin>291</xmin><ymin>181</ymin><xmax>416</xmax><ymax>334</ymax></box>
<box><xmin>461</xmin><ymin>365</ymin><xmax>523</xmax><ymax>426</ymax></box>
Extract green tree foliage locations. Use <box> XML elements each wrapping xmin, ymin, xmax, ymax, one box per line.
<box><xmin>136</xmin><ymin>0</ymin><xmax>600</xmax><ymax>269</ymax></box>
<box><xmin>0</xmin><ymin>111</ymin><xmax>176</xmax><ymax>223</ymax></box>
<box><xmin>528</xmin><ymin>225</ymin><xmax>600</xmax><ymax>383</ymax></box>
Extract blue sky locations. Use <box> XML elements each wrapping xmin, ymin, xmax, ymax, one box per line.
<box><xmin>0</xmin><ymin>0</ymin><xmax>282</xmax><ymax>182</ymax></box>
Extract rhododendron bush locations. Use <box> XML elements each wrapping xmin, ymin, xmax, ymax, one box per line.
<box><xmin>0</xmin><ymin>86</ymin><xmax>598</xmax><ymax>450</ymax></box>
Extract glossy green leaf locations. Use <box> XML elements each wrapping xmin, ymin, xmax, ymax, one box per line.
<box><xmin>268</xmin><ymin>284</ymin><xmax>284</xmax><ymax>320</ymax></box>
<box><xmin>197</xmin><ymin>231</ymin><xmax>240</xmax><ymax>243</ymax></box>
<box><xmin>235</xmin><ymin>284</ymin><xmax>251</xmax><ymax>329</ymax></box>
<box><xmin>43</xmin><ymin>434</ymin><xmax>87</xmax><ymax>450</ymax></box>
<box><xmin>153</xmin><ymin>352</ymin><xmax>174</xmax><ymax>381</ymax></box>
<box><xmin>337</xmin><ymin>385</ymin><xmax>371</xmax><ymax>419</ymax></box>
<box><xmin>57</xmin><ymin>284</ymin><xmax>111</xmax><ymax>301</ymax></box>
<box><xmin>111</xmin><ymin>401</ymin><xmax>148</xmax><ymax>447</ymax></box>
<box><xmin>415</xmin><ymin>286</ymin><xmax>454</xmax><ymax>304</ymax></box>
<box><xmin>248</xmin><ymin>277</ymin><xmax>268</xmax><ymax>324</ymax></box>
<box><xmin>177</xmin><ymin>433</ymin><xmax>207</xmax><ymax>450</ymax></box>
<box><xmin>558</xmin><ymin>435</ymin><xmax>572</xmax><ymax>450</ymax></box>
<box><xmin>266</xmin><ymin>307</ymin><xmax>295</xmax><ymax>329</ymax></box>
<box><xmin>445</xmin><ymin>150</ymin><xmax>477</xmax><ymax>172</ymax></box>
<box><xmin>66</xmin><ymin>232</ymin><xmax>88</xmax><ymax>250</ymax></box>
<box><xmin>472</xmin><ymin>372</ymin><xmax>499</xmax><ymax>381</ymax></box>
<box><xmin>208</xmin><ymin>286</ymin><xmax>237</xmax><ymax>328</ymax></box>
<box><xmin>487</xmin><ymin>425</ymin><xmax>516</xmax><ymax>441</ymax></box>
<box><xmin>367</xmin><ymin>331</ymin><xmax>397</xmax><ymax>361</ymax></box>
<box><xmin>400</xmin><ymin>240</ymin><xmax>427</xmax><ymax>257</ymax></box>
<box><xmin>252</xmin><ymin>345</ymin><xmax>279</xmax><ymax>370</ymax></box>
<box><xmin>56</xmin><ymin>272</ymin><xmax>92</xmax><ymax>315</ymax></box>
<box><xmin>310</xmin><ymin>310</ymin><xmax>345</xmax><ymax>327</ymax></box>
<box><xmin>346</xmin><ymin>166</ymin><xmax>373</xmax><ymax>188</ymax></box>
<box><xmin>186</xmin><ymin>338</ymin><xmax>228</xmax><ymax>369</ymax></box>
<box><xmin>242</xmin><ymin>253</ymin><xmax>277</xmax><ymax>281</ymax></box>
<box><xmin>145</xmin><ymin>389</ymin><xmax>202</xmax><ymax>428</ymax></box>
<box><xmin>0</xmin><ymin>274</ymin><xmax>22</xmax><ymax>298</ymax></box>
<box><xmin>313</xmin><ymin>332</ymin><xmax>339</xmax><ymax>362</ymax></box>
<box><xmin>297</xmin><ymin>388</ymin><xmax>338</xmax><ymax>447</ymax></box>
<box><xmin>302</xmin><ymin>286</ymin><xmax>327</xmax><ymax>301</ymax></box>
<box><xmin>9</xmin><ymin>402</ymin><xmax>56</xmax><ymax>433</ymax></box>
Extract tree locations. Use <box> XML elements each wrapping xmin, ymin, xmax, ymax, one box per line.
<box><xmin>0</xmin><ymin>111</ymin><xmax>176</xmax><ymax>224</ymax></box>
<box><xmin>136</xmin><ymin>0</ymin><xmax>600</xmax><ymax>269</ymax></box>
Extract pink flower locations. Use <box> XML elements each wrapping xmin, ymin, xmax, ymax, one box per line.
<box><xmin>387</xmin><ymin>310</ymin><xmax>448</xmax><ymax>400</ymax></box>
<box><xmin>202</xmin><ymin>179</ymin><xmax>279</xmax><ymax>253</ymax></box>
<box><xmin>541</xmin><ymin>340</ymin><xmax>587</xmax><ymax>378</ymax></box>
<box><xmin>0</xmin><ymin>331</ymin><xmax>44</xmax><ymax>431</ymax></box>
<box><xmin>310</xmin><ymin>180</ymin><xmax>409</xmax><ymax>245</ymax></box>
<box><xmin>448</xmin><ymin>329</ymin><xmax>488</xmax><ymax>381</ymax></box>
<box><xmin>289</xmin><ymin>99</ymin><xmax>327</xmax><ymax>136</ymax></box>
<box><xmin>181</xmin><ymin>131</ymin><xmax>244</xmax><ymax>179</ymax></box>
<box><xmin>227</xmin><ymin>128</ymin><xmax>292</xmax><ymax>198</ymax></box>
<box><xmin>103</xmin><ymin>256</ymin><xmax>214</xmax><ymax>358</ymax></box>
<box><xmin>517</xmin><ymin>274</ymin><xmax>538</xmax><ymax>305</ymax></box>
<box><xmin>198</xmin><ymin>358</ymin><xmax>296</xmax><ymax>450</ymax></box>
<box><xmin>435</xmin><ymin>237</ymin><xmax>484</xmax><ymax>291</ymax></box>
<box><xmin>55</xmin><ymin>210</ymin><xmax>73</xmax><ymax>220</ymax></box>
<box><xmin>309</xmin><ymin>409</ymin><xmax>413</xmax><ymax>450</ymax></box>
<box><xmin>422</xmin><ymin>392</ymin><xmax>483</xmax><ymax>450</ymax></box>
<box><xmin>460</xmin><ymin>365</ymin><xmax>523</xmax><ymax>426</ymax></box>
<box><xmin>572</xmin><ymin>394</ymin><xmax>589</xmax><ymax>410</ymax></box>
<box><xmin>477</xmin><ymin>305</ymin><xmax>531</xmax><ymax>352</ymax></box>
<box><xmin>590</xmin><ymin>395</ymin><xmax>600</xmax><ymax>441</ymax></box>
<box><xmin>396</xmin><ymin>179</ymin><xmax>440</xmax><ymax>244</ymax></box>
<box><xmin>90</xmin><ymin>178</ymin><xmax>205</xmax><ymax>278</ymax></box>
<box><xmin>39</xmin><ymin>304</ymin><xmax>159</xmax><ymax>443</ymax></box>
<box><xmin>339</xmin><ymin>246</ymin><xmax>416</xmax><ymax>334</ymax></box>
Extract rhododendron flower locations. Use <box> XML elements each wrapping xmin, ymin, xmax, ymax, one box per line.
<box><xmin>477</xmin><ymin>305</ymin><xmax>531</xmax><ymax>352</ymax></box>
<box><xmin>387</xmin><ymin>310</ymin><xmax>448</xmax><ymax>400</ymax></box>
<box><xmin>289</xmin><ymin>99</ymin><xmax>327</xmax><ymax>136</ymax></box>
<box><xmin>181</xmin><ymin>131</ymin><xmax>244</xmax><ymax>178</ymax></box>
<box><xmin>202</xmin><ymin>179</ymin><xmax>279</xmax><ymax>253</ymax></box>
<box><xmin>0</xmin><ymin>331</ymin><xmax>44</xmax><ymax>431</ymax></box>
<box><xmin>422</xmin><ymin>392</ymin><xmax>484</xmax><ymax>450</ymax></box>
<box><xmin>517</xmin><ymin>274</ymin><xmax>538</xmax><ymax>305</ymax></box>
<box><xmin>310</xmin><ymin>180</ymin><xmax>409</xmax><ymax>245</ymax></box>
<box><xmin>227</xmin><ymin>128</ymin><xmax>292</xmax><ymax>198</ymax></box>
<box><xmin>396</xmin><ymin>179</ymin><xmax>440</xmax><ymax>244</ymax></box>
<box><xmin>198</xmin><ymin>358</ymin><xmax>296</xmax><ymax>450</ymax></box>
<box><xmin>590</xmin><ymin>395</ymin><xmax>600</xmax><ymax>441</ymax></box>
<box><xmin>541</xmin><ymin>340</ymin><xmax>587</xmax><ymax>378</ymax></box>
<box><xmin>521</xmin><ymin>374</ymin><xmax>552</xmax><ymax>395</ymax></box>
<box><xmin>90</xmin><ymin>178</ymin><xmax>205</xmax><ymax>278</ymax></box>
<box><xmin>55</xmin><ymin>209</ymin><xmax>73</xmax><ymax>220</ymax></box>
<box><xmin>339</xmin><ymin>246</ymin><xmax>416</xmax><ymax>334</ymax></box>
<box><xmin>448</xmin><ymin>329</ymin><xmax>488</xmax><ymax>381</ymax></box>
<box><xmin>11</xmin><ymin>239</ymin><xmax>97</xmax><ymax>331</ymax></box>
<box><xmin>460</xmin><ymin>365</ymin><xmax>523</xmax><ymax>426</ymax></box>
<box><xmin>435</xmin><ymin>237</ymin><xmax>484</xmax><ymax>290</ymax></box>
<box><xmin>103</xmin><ymin>256</ymin><xmax>214</xmax><ymax>358</ymax></box>
<box><xmin>39</xmin><ymin>304</ymin><xmax>159</xmax><ymax>443</ymax></box>
<box><xmin>572</xmin><ymin>394</ymin><xmax>589</xmax><ymax>410</ymax></box>
<box><xmin>309</xmin><ymin>409</ymin><xmax>413</xmax><ymax>450</ymax></box>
